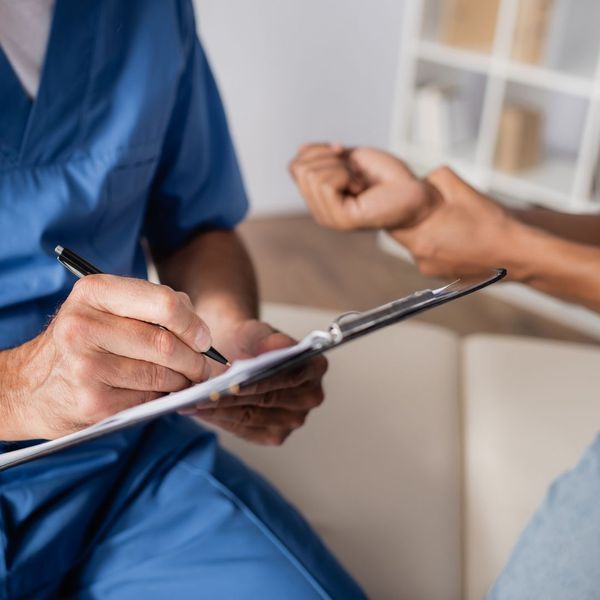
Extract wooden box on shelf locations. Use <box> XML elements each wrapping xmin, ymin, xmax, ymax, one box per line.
<box><xmin>512</xmin><ymin>0</ymin><xmax>555</xmax><ymax>65</ymax></box>
<box><xmin>494</xmin><ymin>103</ymin><xmax>543</xmax><ymax>173</ymax></box>
<box><xmin>440</xmin><ymin>0</ymin><xmax>501</xmax><ymax>53</ymax></box>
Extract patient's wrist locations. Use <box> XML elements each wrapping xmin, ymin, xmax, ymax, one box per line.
<box><xmin>500</xmin><ymin>218</ymin><xmax>557</xmax><ymax>284</ymax></box>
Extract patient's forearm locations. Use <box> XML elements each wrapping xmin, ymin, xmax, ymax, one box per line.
<box><xmin>511</xmin><ymin>208</ymin><xmax>600</xmax><ymax>247</ymax></box>
<box><xmin>508</xmin><ymin>222</ymin><xmax>600</xmax><ymax>312</ymax></box>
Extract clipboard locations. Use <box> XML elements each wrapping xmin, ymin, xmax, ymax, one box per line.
<box><xmin>0</xmin><ymin>268</ymin><xmax>506</xmax><ymax>471</ymax></box>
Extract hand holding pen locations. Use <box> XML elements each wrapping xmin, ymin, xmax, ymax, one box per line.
<box><xmin>55</xmin><ymin>246</ymin><xmax>230</xmax><ymax>366</ymax></box>
<box><xmin>0</xmin><ymin>246</ymin><xmax>228</xmax><ymax>440</ymax></box>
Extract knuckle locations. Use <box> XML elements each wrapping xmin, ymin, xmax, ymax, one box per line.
<box><xmin>334</xmin><ymin>219</ymin><xmax>354</xmax><ymax>232</ymax></box>
<box><xmin>190</xmin><ymin>358</ymin><xmax>208</xmax><ymax>383</ymax></box>
<box><xmin>154</xmin><ymin>328</ymin><xmax>176</xmax><ymax>358</ymax></box>
<box><xmin>310</xmin><ymin>388</ymin><xmax>325</xmax><ymax>408</ymax></box>
<box><xmin>149</xmin><ymin>363</ymin><xmax>168</xmax><ymax>391</ymax></box>
<box><xmin>53</xmin><ymin>311</ymin><xmax>82</xmax><ymax>345</ymax></box>
<box><xmin>176</xmin><ymin>291</ymin><xmax>193</xmax><ymax>307</ymax></box>
<box><xmin>428</xmin><ymin>164</ymin><xmax>453</xmax><ymax>184</ymax></box>
<box><xmin>72</xmin><ymin>355</ymin><xmax>95</xmax><ymax>383</ymax></box>
<box><xmin>321</xmin><ymin>181</ymin><xmax>337</xmax><ymax>197</ymax></box>
<box><xmin>157</xmin><ymin>286</ymin><xmax>181</xmax><ymax>321</ymax></box>
<box><xmin>329</xmin><ymin>209</ymin><xmax>354</xmax><ymax>231</ymax></box>
<box><xmin>294</xmin><ymin>164</ymin><xmax>307</xmax><ymax>181</ymax></box>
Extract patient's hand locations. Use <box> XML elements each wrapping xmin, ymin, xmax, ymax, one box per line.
<box><xmin>289</xmin><ymin>144</ymin><xmax>520</xmax><ymax>279</ymax></box>
<box><xmin>193</xmin><ymin>320</ymin><xmax>328</xmax><ymax>446</ymax></box>
<box><xmin>289</xmin><ymin>144</ymin><xmax>436</xmax><ymax>231</ymax></box>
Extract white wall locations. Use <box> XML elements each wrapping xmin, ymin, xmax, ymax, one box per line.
<box><xmin>194</xmin><ymin>0</ymin><xmax>406</xmax><ymax>216</ymax></box>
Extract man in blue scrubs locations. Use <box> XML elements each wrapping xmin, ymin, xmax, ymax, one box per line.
<box><xmin>0</xmin><ymin>1</ymin><xmax>365</xmax><ymax>597</ymax></box>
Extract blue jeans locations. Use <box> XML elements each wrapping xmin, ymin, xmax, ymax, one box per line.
<box><xmin>0</xmin><ymin>415</ymin><xmax>365</xmax><ymax>599</ymax></box>
<box><xmin>488</xmin><ymin>433</ymin><xmax>600</xmax><ymax>599</ymax></box>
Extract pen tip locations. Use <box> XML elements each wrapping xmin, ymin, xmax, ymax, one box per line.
<box><xmin>55</xmin><ymin>245</ymin><xmax>64</xmax><ymax>256</ymax></box>
<box><xmin>226</xmin><ymin>361</ymin><xmax>232</xmax><ymax>367</ymax></box>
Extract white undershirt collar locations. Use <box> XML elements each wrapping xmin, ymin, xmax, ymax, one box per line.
<box><xmin>0</xmin><ymin>0</ymin><xmax>55</xmax><ymax>99</ymax></box>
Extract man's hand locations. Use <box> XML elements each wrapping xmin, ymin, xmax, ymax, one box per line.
<box><xmin>0</xmin><ymin>275</ymin><xmax>211</xmax><ymax>440</ymax></box>
<box><xmin>192</xmin><ymin>320</ymin><xmax>328</xmax><ymax>446</ymax></box>
<box><xmin>289</xmin><ymin>144</ymin><xmax>524</xmax><ymax>279</ymax></box>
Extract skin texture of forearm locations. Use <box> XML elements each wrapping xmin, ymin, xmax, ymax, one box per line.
<box><xmin>503</xmin><ymin>220</ymin><xmax>600</xmax><ymax>312</ymax></box>
<box><xmin>0</xmin><ymin>346</ymin><xmax>22</xmax><ymax>439</ymax></box>
<box><xmin>154</xmin><ymin>229</ymin><xmax>259</xmax><ymax>342</ymax></box>
<box><xmin>511</xmin><ymin>207</ymin><xmax>600</xmax><ymax>247</ymax></box>
<box><xmin>0</xmin><ymin>336</ymin><xmax>47</xmax><ymax>440</ymax></box>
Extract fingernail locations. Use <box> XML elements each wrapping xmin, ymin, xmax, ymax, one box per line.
<box><xmin>195</xmin><ymin>327</ymin><xmax>212</xmax><ymax>353</ymax></box>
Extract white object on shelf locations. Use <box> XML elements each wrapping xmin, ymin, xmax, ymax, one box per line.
<box><xmin>413</xmin><ymin>83</ymin><xmax>472</xmax><ymax>151</ymax></box>
<box><xmin>391</xmin><ymin>0</ymin><xmax>600</xmax><ymax>213</ymax></box>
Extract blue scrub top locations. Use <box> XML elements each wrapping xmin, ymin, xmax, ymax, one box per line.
<box><xmin>0</xmin><ymin>0</ymin><xmax>249</xmax><ymax>350</ymax></box>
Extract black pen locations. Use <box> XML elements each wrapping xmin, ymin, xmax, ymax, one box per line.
<box><xmin>55</xmin><ymin>245</ymin><xmax>231</xmax><ymax>367</ymax></box>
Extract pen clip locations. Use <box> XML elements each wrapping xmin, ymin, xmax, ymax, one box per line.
<box><xmin>57</xmin><ymin>256</ymin><xmax>86</xmax><ymax>280</ymax></box>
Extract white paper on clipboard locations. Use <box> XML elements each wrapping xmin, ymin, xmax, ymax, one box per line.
<box><xmin>0</xmin><ymin>330</ymin><xmax>334</xmax><ymax>471</ymax></box>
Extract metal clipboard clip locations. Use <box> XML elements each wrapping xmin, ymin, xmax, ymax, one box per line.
<box><xmin>328</xmin><ymin>269</ymin><xmax>507</xmax><ymax>344</ymax></box>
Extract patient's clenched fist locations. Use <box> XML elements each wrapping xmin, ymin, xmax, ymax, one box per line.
<box><xmin>289</xmin><ymin>144</ymin><xmax>436</xmax><ymax>231</ymax></box>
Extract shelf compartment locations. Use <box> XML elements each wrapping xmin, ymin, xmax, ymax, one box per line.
<box><xmin>539</xmin><ymin>0</ymin><xmax>600</xmax><ymax>81</ymax></box>
<box><xmin>416</xmin><ymin>40</ymin><xmax>492</xmax><ymax>75</ymax></box>
<box><xmin>489</xmin><ymin>156</ymin><xmax>575</xmax><ymax>209</ymax></box>
<box><xmin>409</xmin><ymin>61</ymin><xmax>488</xmax><ymax>154</ymax></box>
<box><xmin>420</xmin><ymin>0</ymin><xmax>500</xmax><ymax>54</ymax></box>
<box><xmin>490</xmin><ymin>81</ymin><xmax>590</xmax><ymax>205</ymax></box>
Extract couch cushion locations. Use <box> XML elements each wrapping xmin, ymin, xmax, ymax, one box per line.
<box><xmin>463</xmin><ymin>335</ymin><xmax>600</xmax><ymax>600</ymax></box>
<box><xmin>218</xmin><ymin>304</ymin><xmax>463</xmax><ymax>599</ymax></box>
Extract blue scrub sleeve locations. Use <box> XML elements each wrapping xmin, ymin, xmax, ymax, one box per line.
<box><xmin>144</xmin><ymin>1</ymin><xmax>249</xmax><ymax>257</ymax></box>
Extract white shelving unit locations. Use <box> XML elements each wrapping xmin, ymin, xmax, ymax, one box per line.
<box><xmin>390</xmin><ymin>0</ymin><xmax>600</xmax><ymax>213</ymax></box>
<box><xmin>383</xmin><ymin>0</ymin><xmax>600</xmax><ymax>338</ymax></box>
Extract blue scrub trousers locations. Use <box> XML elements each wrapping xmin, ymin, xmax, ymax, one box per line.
<box><xmin>0</xmin><ymin>416</ymin><xmax>365</xmax><ymax>599</ymax></box>
<box><xmin>488</xmin><ymin>433</ymin><xmax>600</xmax><ymax>599</ymax></box>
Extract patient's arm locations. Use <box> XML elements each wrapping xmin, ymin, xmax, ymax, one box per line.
<box><xmin>511</xmin><ymin>208</ymin><xmax>600</xmax><ymax>247</ymax></box>
<box><xmin>289</xmin><ymin>144</ymin><xmax>600</xmax><ymax>314</ymax></box>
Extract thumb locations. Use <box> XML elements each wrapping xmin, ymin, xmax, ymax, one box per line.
<box><xmin>237</xmin><ymin>321</ymin><xmax>293</xmax><ymax>357</ymax></box>
<box><xmin>349</xmin><ymin>148</ymin><xmax>417</xmax><ymax>185</ymax></box>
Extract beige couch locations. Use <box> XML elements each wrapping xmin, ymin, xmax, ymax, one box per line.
<box><xmin>217</xmin><ymin>304</ymin><xmax>600</xmax><ymax>599</ymax></box>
